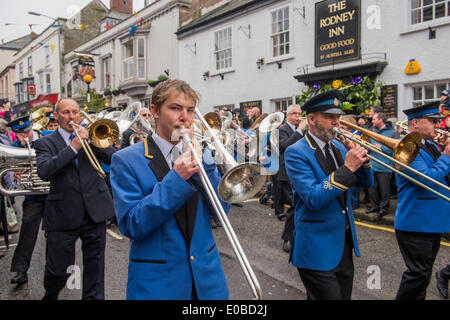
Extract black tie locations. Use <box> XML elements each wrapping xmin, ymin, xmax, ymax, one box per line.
<box><xmin>324</xmin><ymin>143</ymin><xmax>336</xmax><ymax>174</ymax></box>
<box><xmin>424</xmin><ymin>141</ymin><xmax>450</xmax><ymax>186</ymax></box>
<box><xmin>424</xmin><ymin>141</ymin><xmax>441</xmax><ymax>161</ymax></box>
<box><xmin>69</xmin><ymin>133</ymin><xmax>78</xmax><ymax>166</ymax></box>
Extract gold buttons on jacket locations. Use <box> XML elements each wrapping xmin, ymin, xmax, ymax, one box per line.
<box><xmin>190</xmin><ymin>256</ymin><xmax>195</xmax><ymax>261</ymax></box>
<box><xmin>341</xmin><ymin>210</ymin><xmax>346</xmax><ymax>215</ymax></box>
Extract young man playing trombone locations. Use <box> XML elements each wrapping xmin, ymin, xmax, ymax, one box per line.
<box><xmin>394</xmin><ymin>101</ymin><xmax>450</xmax><ymax>300</ymax></box>
<box><xmin>110</xmin><ymin>79</ymin><xmax>230</xmax><ymax>300</ymax></box>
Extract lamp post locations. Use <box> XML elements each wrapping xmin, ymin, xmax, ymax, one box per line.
<box><xmin>83</xmin><ymin>75</ymin><xmax>93</xmax><ymax>107</ymax></box>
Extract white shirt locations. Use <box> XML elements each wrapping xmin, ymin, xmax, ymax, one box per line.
<box><xmin>152</xmin><ymin>132</ymin><xmax>184</xmax><ymax>169</ymax></box>
<box><xmin>308</xmin><ymin>131</ymin><xmax>339</xmax><ymax>169</ymax></box>
<box><xmin>286</xmin><ymin>121</ymin><xmax>303</xmax><ymax>135</ymax></box>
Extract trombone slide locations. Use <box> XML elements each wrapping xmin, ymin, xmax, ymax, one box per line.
<box><xmin>181</xmin><ymin>131</ymin><xmax>263</xmax><ymax>300</ymax></box>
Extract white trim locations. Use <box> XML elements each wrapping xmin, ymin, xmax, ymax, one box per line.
<box><xmin>211</xmin><ymin>24</ymin><xmax>234</xmax><ymax>74</ymax></box>
<box><xmin>267</xmin><ymin>2</ymin><xmax>293</xmax><ymax>62</ymax></box>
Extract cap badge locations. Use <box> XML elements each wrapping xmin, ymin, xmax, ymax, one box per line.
<box><xmin>334</xmin><ymin>98</ymin><xmax>339</xmax><ymax>106</ymax></box>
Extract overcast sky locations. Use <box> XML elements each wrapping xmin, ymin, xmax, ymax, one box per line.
<box><xmin>0</xmin><ymin>0</ymin><xmax>146</xmax><ymax>43</ymax></box>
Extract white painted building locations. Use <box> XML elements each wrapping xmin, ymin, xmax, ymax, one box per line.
<box><xmin>12</xmin><ymin>22</ymin><xmax>64</xmax><ymax>115</ymax></box>
<box><xmin>176</xmin><ymin>0</ymin><xmax>450</xmax><ymax>119</ymax></box>
<box><xmin>63</xmin><ymin>0</ymin><xmax>191</xmax><ymax>110</ymax></box>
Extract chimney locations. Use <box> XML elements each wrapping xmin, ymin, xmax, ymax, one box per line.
<box><xmin>110</xmin><ymin>0</ymin><xmax>133</xmax><ymax>14</ymax></box>
<box><xmin>30</xmin><ymin>32</ymin><xmax>37</xmax><ymax>40</ymax></box>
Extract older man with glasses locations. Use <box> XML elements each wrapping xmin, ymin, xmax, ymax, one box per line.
<box><xmin>121</xmin><ymin>107</ymin><xmax>152</xmax><ymax>149</ymax></box>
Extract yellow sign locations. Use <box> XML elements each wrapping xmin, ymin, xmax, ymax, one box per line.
<box><xmin>405</xmin><ymin>59</ymin><xmax>421</xmax><ymax>75</ymax></box>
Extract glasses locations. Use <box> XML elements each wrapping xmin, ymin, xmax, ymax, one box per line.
<box><xmin>141</xmin><ymin>114</ymin><xmax>150</xmax><ymax>117</ymax></box>
<box><xmin>423</xmin><ymin>118</ymin><xmax>441</xmax><ymax>124</ymax></box>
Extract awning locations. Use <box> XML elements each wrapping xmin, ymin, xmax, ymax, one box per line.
<box><xmin>294</xmin><ymin>62</ymin><xmax>388</xmax><ymax>86</ymax></box>
<box><xmin>29</xmin><ymin>93</ymin><xmax>59</xmax><ymax>109</ymax></box>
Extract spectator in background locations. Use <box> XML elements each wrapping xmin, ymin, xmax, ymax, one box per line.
<box><xmin>367</xmin><ymin>105</ymin><xmax>383</xmax><ymax>129</ymax></box>
<box><xmin>365</xmin><ymin>112</ymin><xmax>397</xmax><ymax>218</ymax></box>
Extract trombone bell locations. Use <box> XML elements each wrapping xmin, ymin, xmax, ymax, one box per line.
<box><xmin>89</xmin><ymin>119</ymin><xmax>120</xmax><ymax>149</ymax></box>
<box><xmin>218</xmin><ymin>163</ymin><xmax>266</xmax><ymax>203</ymax></box>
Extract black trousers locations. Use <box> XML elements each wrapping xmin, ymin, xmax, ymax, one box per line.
<box><xmin>368</xmin><ymin>172</ymin><xmax>392</xmax><ymax>213</ymax></box>
<box><xmin>395</xmin><ymin>230</ymin><xmax>441</xmax><ymax>300</ymax></box>
<box><xmin>10</xmin><ymin>197</ymin><xmax>45</xmax><ymax>273</ymax></box>
<box><xmin>274</xmin><ymin>180</ymin><xmax>293</xmax><ymax>215</ymax></box>
<box><xmin>297</xmin><ymin>230</ymin><xmax>354</xmax><ymax>300</ymax></box>
<box><xmin>439</xmin><ymin>264</ymin><xmax>450</xmax><ymax>280</ymax></box>
<box><xmin>43</xmin><ymin>213</ymin><xmax>106</xmax><ymax>300</ymax></box>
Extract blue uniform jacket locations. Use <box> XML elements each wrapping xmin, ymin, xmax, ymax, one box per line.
<box><xmin>110</xmin><ymin>136</ymin><xmax>230</xmax><ymax>300</ymax></box>
<box><xmin>394</xmin><ymin>143</ymin><xmax>450</xmax><ymax>233</ymax></box>
<box><xmin>285</xmin><ymin>133</ymin><xmax>373</xmax><ymax>271</ymax></box>
<box><xmin>368</xmin><ymin>125</ymin><xmax>396</xmax><ymax>173</ymax></box>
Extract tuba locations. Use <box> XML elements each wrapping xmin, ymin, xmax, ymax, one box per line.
<box><xmin>0</xmin><ymin>142</ymin><xmax>50</xmax><ymax>196</ymax></box>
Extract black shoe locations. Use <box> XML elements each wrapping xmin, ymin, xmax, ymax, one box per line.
<box><xmin>282</xmin><ymin>240</ymin><xmax>291</xmax><ymax>253</ymax></box>
<box><xmin>365</xmin><ymin>207</ymin><xmax>379</xmax><ymax>214</ymax></box>
<box><xmin>436</xmin><ymin>272</ymin><xmax>449</xmax><ymax>299</ymax></box>
<box><xmin>276</xmin><ymin>213</ymin><xmax>286</xmax><ymax>221</ymax></box>
<box><xmin>232</xmin><ymin>203</ymin><xmax>243</xmax><ymax>208</ymax></box>
<box><xmin>11</xmin><ymin>272</ymin><xmax>28</xmax><ymax>285</ymax></box>
<box><xmin>210</xmin><ymin>218</ymin><xmax>217</xmax><ymax>229</ymax></box>
<box><xmin>377</xmin><ymin>211</ymin><xmax>388</xmax><ymax>217</ymax></box>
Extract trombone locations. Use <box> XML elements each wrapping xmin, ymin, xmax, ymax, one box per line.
<box><xmin>336</xmin><ymin>120</ymin><xmax>450</xmax><ymax>202</ymax></box>
<box><xmin>70</xmin><ymin>111</ymin><xmax>120</xmax><ymax>178</ymax></box>
<box><xmin>181</xmin><ymin>109</ymin><xmax>265</xmax><ymax>300</ymax></box>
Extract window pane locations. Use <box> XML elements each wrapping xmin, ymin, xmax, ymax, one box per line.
<box><xmin>138</xmin><ymin>59</ymin><xmax>145</xmax><ymax>78</ymax></box>
<box><xmin>424</xmin><ymin>85</ymin><xmax>434</xmax><ymax>99</ymax></box>
<box><xmin>437</xmin><ymin>84</ymin><xmax>447</xmax><ymax>95</ymax></box>
<box><xmin>129</xmin><ymin>60</ymin><xmax>134</xmax><ymax>77</ymax></box>
<box><xmin>435</xmin><ymin>3</ymin><xmax>445</xmax><ymax>17</ymax></box>
<box><xmin>138</xmin><ymin>39</ymin><xmax>144</xmax><ymax>58</ymax></box>
<box><xmin>411</xmin><ymin>0</ymin><xmax>421</xmax><ymax>9</ymax></box>
<box><xmin>413</xmin><ymin>87</ymin><xmax>422</xmax><ymax>100</ymax></box>
<box><xmin>273</xmin><ymin>46</ymin><xmax>278</xmax><ymax>57</ymax></box>
<box><xmin>423</xmin><ymin>6</ymin><xmax>433</xmax><ymax>21</ymax></box>
<box><xmin>423</xmin><ymin>0</ymin><xmax>432</xmax><ymax>5</ymax></box>
<box><xmin>411</xmin><ymin>9</ymin><xmax>422</xmax><ymax>23</ymax></box>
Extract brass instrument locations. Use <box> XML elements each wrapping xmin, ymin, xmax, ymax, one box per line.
<box><xmin>219</xmin><ymin>112</ymin><xmax>257</xmax><ymax>160</ymax></box>
<box><xmin>435</xmin><ymin>128</ymin><xmax>450</xmax><ymax>138</ymax></box>
<box><xmin>249</xmin><ymin>113</ymin><xmax>268</xmax><ymax>131</ymax></box>
<box><xmin>0</xmin><ymin>141</ymin><xmax>50</xmax><ymax>196</ymax></box>
<box><xmin>397</xmin><ymin>120</ymin><xmax>449</xmax><ymax>146</ymax></box>
<box><xmin>336</xmin><ymin>120</ymin><xmax>450</xmax><ymax>202</ymax></box>
<box><xmin>259</xmin><ymin>112</ymin><xmax>285</xmax><ymax>134</ymax></box>
<box><xmin>30</xmin><ymin>108</ymin><xmax>50</xmax><ymax>131</ymax></box>
<box><xmin>70</xmin><ymin>111</ymin><xmax>120</xmax><ymax>178</ymax></box>
<box><xmin>340</xmin><ymin>119</ymin><xmax>421</xmax><ymax>169</ymax></box>
<box><xmin>32</xmin><ymin>117</ymin><xmax>50</xmax><ymax>131</ymax></box>
<box><xmin>180</xmin><ymin>108</ymin><xmax>265</xmax><ymax>299</ymax></box>
<box><xmin>434</xmin><ymin>128</ymin><xmax>450</xmax><ymax>146</ymax></box>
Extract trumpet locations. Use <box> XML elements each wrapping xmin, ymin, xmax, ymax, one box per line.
<box><xmin>70</xmin><ymin>111</ymin><xmax>120</xmax><ymax>178</ymax></box>
<box><xmin>435</xmin><ymin>128</ymin><xmax>450</xmax><ymax>137</ymax></box>
<box><xmin>337</xmin><ymin>120</ymin><xmax>450</xmax><ymax>202</ymax></box>
<box><xmin>181</xmin><ymin>108</ymin><xmax>265</xmax><ymax>299</ymax></box>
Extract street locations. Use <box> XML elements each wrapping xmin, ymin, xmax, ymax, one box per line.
<box><xmin>0</xmin><ymin>197</ymin><xmax>448</xmax><ymax>300</ymax></box>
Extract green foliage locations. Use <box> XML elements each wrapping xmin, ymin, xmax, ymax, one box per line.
<box><xmin>296</xmin><ymin>76</ymin><xmax>385</xmax><ymax>115</ymax></box>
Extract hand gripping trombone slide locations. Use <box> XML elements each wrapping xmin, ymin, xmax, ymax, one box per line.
<box><xmin>180</xmin><ymin>119</ymin><xmax>263</xmax><ymax>300</ymax></box>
